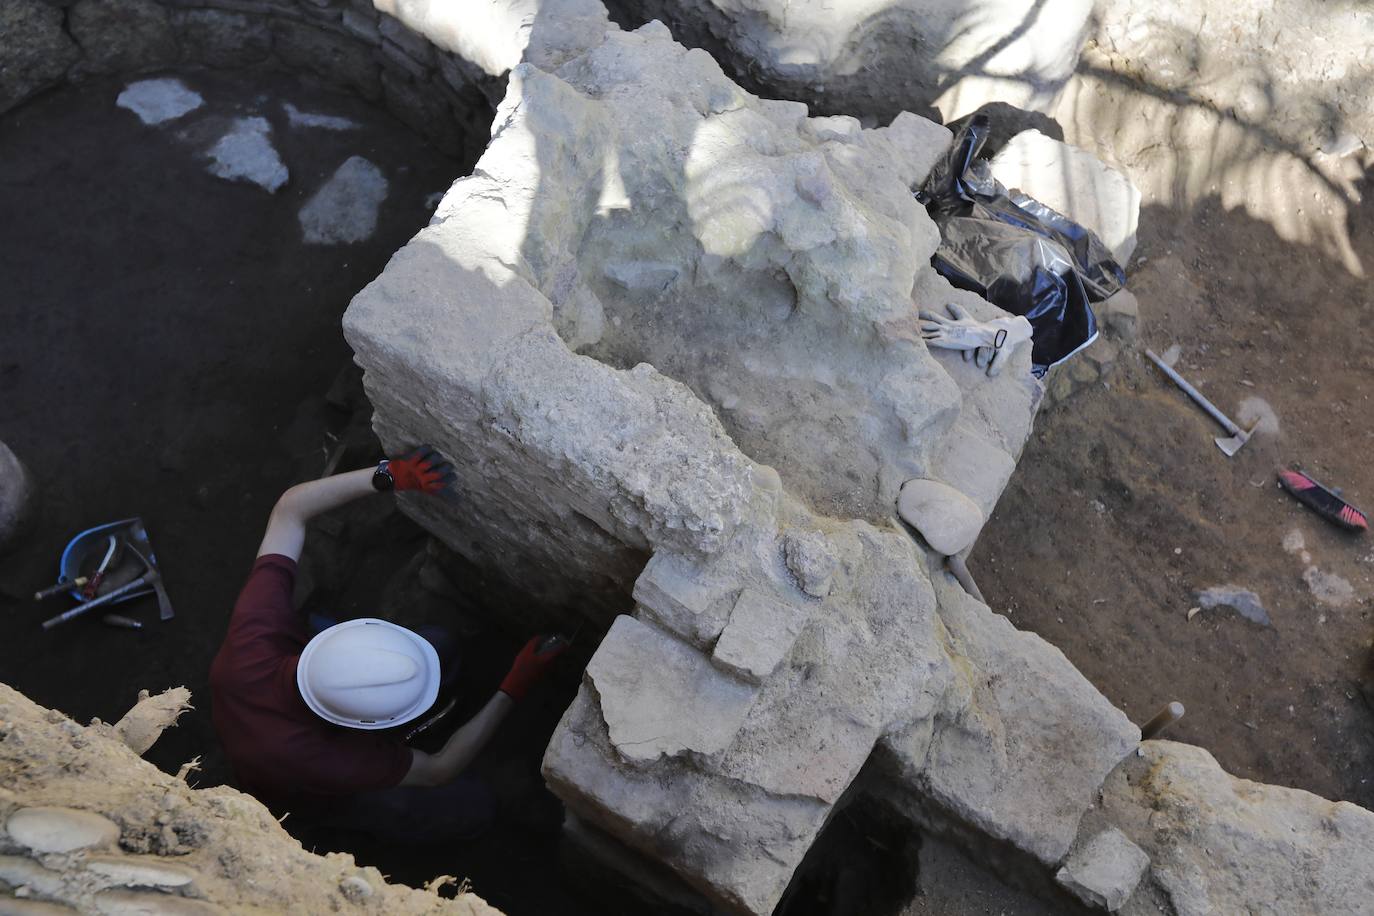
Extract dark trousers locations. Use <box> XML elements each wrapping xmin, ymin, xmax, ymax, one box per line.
<box><xmin>312</xmin><ymin>775</ymin><xmax>497</xmax><ymax>844</ymax></box>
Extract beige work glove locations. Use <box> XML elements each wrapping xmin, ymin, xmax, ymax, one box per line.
<box><xmin>918</xmin><ymin>303</ymin><xmax>1033</xmax><ymax>377</ymax></box>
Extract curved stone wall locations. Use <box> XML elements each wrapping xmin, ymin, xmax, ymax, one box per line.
<box><xmin>0</xmin><ymin>0</ymin><xmax>498</xmax><ymax>161</ymax></box>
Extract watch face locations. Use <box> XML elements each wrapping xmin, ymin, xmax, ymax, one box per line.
<box><xmin>372</xmin><ymin>465</ymin><xmax>394</xmax><ymax>491</ymax></box>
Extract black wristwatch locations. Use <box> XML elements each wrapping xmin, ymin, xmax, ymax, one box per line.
<box><xmin>371</xmin><ymin>459</ymin><xmax>395</xmax><ymax>492</ymax></box>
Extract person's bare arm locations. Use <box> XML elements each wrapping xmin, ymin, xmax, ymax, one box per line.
<box><xmin>256</xmin><ymin>448</ymin><xmax>455</xmax><ymax>562</ymax></box>
<box><xmin>257</xmin><ymin>468</ymin><xmax>376</xmax><ymax>561</ymax></box>
<box><xmin>399</xmin><ymin>635</ymin><xmax>567</xmax><ymax>787</ymax></box>
<box><xmin>401</xmin><ymin>692</ymin><xmax>515</xmax><ymax>788</ymax></box>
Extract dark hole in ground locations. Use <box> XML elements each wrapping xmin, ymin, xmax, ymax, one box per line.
<box><xmin>774</xmin><ymin>795</ymin><xmax>921</xmax><ymax>916</ymax></box>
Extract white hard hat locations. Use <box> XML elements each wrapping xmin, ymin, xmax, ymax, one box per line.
<box><xmin>296</xmin><ymin>619</ymin><xmax>441</xmax><ymax>730</ymax></box>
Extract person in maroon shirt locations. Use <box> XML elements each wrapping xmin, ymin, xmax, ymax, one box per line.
<box><xmin>210</xmin><ymin>447</ymin><xmax>564</xmax><ymax>844</ymax></box>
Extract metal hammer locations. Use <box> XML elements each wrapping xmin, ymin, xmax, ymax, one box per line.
<box><xmin>1145</xmin><ymin>349</ymin><xmax>1255</xmax><ymax>457</ymax></box>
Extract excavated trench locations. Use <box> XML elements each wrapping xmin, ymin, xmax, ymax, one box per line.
<box><xmin>0</xmin><ymin>8</ymin><xmax>1063</xmax><ymax>916</ymax></box>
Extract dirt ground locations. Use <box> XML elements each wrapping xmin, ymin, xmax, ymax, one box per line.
<box><xmin>3</xmin><ymin>60</ymin><xmax>1371</xmax><ymax>916</ymax></box>
<box><xmin>978</xmin><ymin>189</ymin><xmax>1374</xmax><ymax>810</ymax></box>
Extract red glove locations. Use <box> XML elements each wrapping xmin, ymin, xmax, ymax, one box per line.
<box><xmin>499</xmin><ymin>635</ymin><xmax>568</xmax><ymax>701</ymax></box>
<box><xmin>387</xmin><ymin>446</ymin><xmax>455</xmax><ymax>493</ymax></box>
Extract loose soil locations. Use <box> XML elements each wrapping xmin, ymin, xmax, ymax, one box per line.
<box><xmin>978</xmin><ymin>188</ymin><xmax>1374</xmax><ymax>810</ymax></box>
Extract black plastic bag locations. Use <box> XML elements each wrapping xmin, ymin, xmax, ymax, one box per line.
<box><xmin>917</xmin><ymin>115</ymin><xmax>1126</xmax><ymax>374</ymax></box>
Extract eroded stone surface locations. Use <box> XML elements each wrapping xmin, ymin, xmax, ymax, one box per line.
<box><xmin>587</xmin><ymin>615</ymin><xmax>758</xmax><ymax>763</ymax></box>
<box><xmin>711</xmin><ymin>588</ymin><xmax>810</xmax><ymax>683</ymax></box>
<box><xmin>1102</xmin><ymin>741</ymin><xmax>1374</xmax><ymax>916</ymax></box>
<box><xmin>877</xmin><ymin>574</ymin><xmax>1140</xmax><ymax>869</ymax></box>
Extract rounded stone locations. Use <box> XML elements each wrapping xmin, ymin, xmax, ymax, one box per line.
<box><xmin>0</xmin><ymin>440</ymin><xmax>35</xmax><ymax>554</ymax></box>
<box><xmin>896</xmin><ymin>478</ymin><xmax>985</xmax><ymax>555</ymax></box>
<box><xmin>338</xmin><ymin>875</ymin><xmax>374</xmax><ymax>902</ymax></box>
<box><xmin>85</xmin><ymin>854</ymin><xmax>197</xmax><ymax>888</ymax></box>
<box><xmin>5</xmin><ymin>806</ymin><xmax>120</xmax><ymax>854</ymax></box>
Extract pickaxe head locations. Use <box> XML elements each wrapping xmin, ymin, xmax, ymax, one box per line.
<box><xmin>1214</xmin><ymin>424</ymin><xmax>1256</xmax><ymax>457</ymax></box>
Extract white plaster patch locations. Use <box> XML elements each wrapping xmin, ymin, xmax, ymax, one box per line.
<box><xmin>116</xmin><ymin>78</ymin><xmax>204</xmax><ymax>125</ymax></box>
<box><xmin>1303</xmin><ymin>566</ymin><xmax>1358</xmax><ymax>608</ymax></box>
<box><xmin>205</xmin><ymin>117</ymin><xmax>288</xmax><ymax>193</ymax></box>
<box><xmin>1237</xmin><ymin>396</ymin><xmax>1280</xmax><ymax>436</ymax></box>
<box><xmin>283</xmin><ymin>102</ymin><xmax>360</xmax><ymax>131</ymax></box>
<box><xmin>298</xmin><ymin>156</ymin><xmax>388</xmax><ymax>245</ymax></box>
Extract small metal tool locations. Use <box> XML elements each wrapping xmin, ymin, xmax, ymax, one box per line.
<box><xmin>1146</xmin><ymin>349</ymin><xmax>1255</xmax><ymax>457</ymax></box>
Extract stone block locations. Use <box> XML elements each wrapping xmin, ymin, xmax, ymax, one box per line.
<box><xmin>631</xmin><ymin>552</ymin><xmax>733</xmax><ymax>647</ymax></box>
<box><xmin>172</xmin><ymin>9</ymin><xmax>272</xmax><ymax>68</ymax></box>
<box><xmin>380</xmin><ymin>38</ymin><xmax>431</xmax><ymax>80</ymax></box>
<box><xmin>544</xmin><ymin>690</ymin><xmax>828</xmax><ymax>914</ymax></box>
<box><xmin>1055</xmin><ymin>827</ymin><xmax>1149</xmax><ymax>912</ymax></box>
<box><xmin>69</xmin><ymin>0</ymin><xmax>179</xmax><ymax>74</ymax></box>
<box><xmin>1104</xmin><ymin>740</ymin><xmax>1374</xmax><ymax>916</ymax></box>
<box><xmin>271</xmin><ymin>18</ymin><xmax>380</xmax><ymax>100</ymax></box>
<box><xmin>340</xmin><ymin>7</ymin><xmax>380</xmax><ymax>43</ymax></box>
<box><xmin>378</xmin><ymin>12</ymin><xmax>434</xmax><ymax>65</ymax></box>
<box><xmin>380</xmin><ymin>70</ymin><xmax>461</xmax><ymax>155</ymax></box>
<box><xmin>0</xmin><ymin>441</ymin><xmax>35</xmax><ymax>554</ymax></box>
<box><xmin>1097</xmin><ymin>288</ymin><xmax>1140</xmax><ymax>343</ymax></box>
<box><xmin>880</xmin><ymin>576</ymin><xmax>1139</xmax><ymax>868</ymax></box>
<box><xmin>586</xmin><ymin>615</ymin><xmax>758</xmax><ymax>764</ymax></box>
<box><xmin>990</xmin><ymin>130</ymin><xmax>1141</xmax><ymax>265</ymax></box>
<box><xmin>711</xmin><ymin>589</ymin><xmax>809</xmax><ymax>684</ymax></box>
<box><xmin>0</xmin><ymin>0</ymin><xmax>82</xmax><ymax>114</ymax></box>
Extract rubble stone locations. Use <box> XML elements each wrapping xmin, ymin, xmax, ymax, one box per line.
<box><xmin>83</xmin><ymin>855</ymin><xmax>198</xmax><ymax>888</ymax></box>
<box><xmin>896</xmin><ymin>478</ymin><xmax>985</xmax><ymax>555</ymax></box>
<box><xmin>68</xmin><ymin>0</ymin><xmax>179</xmax><ymax>75</ymax></box>
<box><xmin>5</xmin><ymin>807</ymin><xmax>120</xmax><ymax>854</ymax></box>
<box><xmin>1055</xmin><ymin>827</ymin><xmax>1149</xmax><ymax>912</ymax></box>
<box><xmin>780</xmin><ymin>528</ymin><xmax>836</xmax><ymax>597</ymax></box>
<box><xmin>600</xmin><ymin>0</ymin><xmax>1094</xmax><ymax>123</ymax></box>
<box><xmin>711</xmin><ymin>589</ymin><xmax>810</xmax><ymax>683</ymax></box>
<box><xmin>170</xmin><ymin>9</ymin><xmax>272</xmax><ymax>68</ymax></box>
<box><xmin>0</xmin><ymin>440</ymin><xmax>35</xmax><ymax>554</ymax></box>
<box><xmin>989</xmin><ymin>130</ymin><xmax>1142</xmax><ymax>265</ymax></box>
<box><xmin>0</xmin><ymin>0</ymin><xmax>82</xmax><ymax>114</ymax></box>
